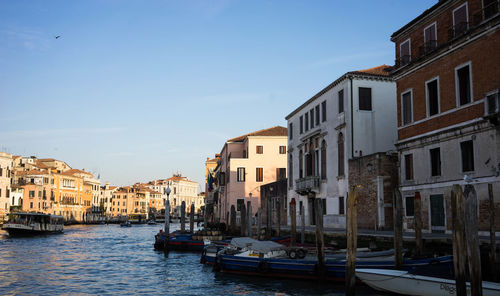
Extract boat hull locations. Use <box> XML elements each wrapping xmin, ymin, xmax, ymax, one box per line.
<box><xmin>356</xmin><ymin>268</ymin><xmax>500</xmax><ymax>296</ymax></box>
<box><xmin>3</xmin><ymin>224</ymin><xmax>63</xmax><ymax>237</ymax></box>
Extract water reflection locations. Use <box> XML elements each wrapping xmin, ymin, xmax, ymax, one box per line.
<box><xmin>0</xmin><ymin>225</ymin><xmax>382</xmax><ymax>295</ymax></box>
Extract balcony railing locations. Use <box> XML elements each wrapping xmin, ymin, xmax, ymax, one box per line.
<box><xmin>473</xmin><ymin>1</ymin><xmax>500</xmax><ymax>25</ymax></box>
<box><xmin>418</xmin><ymin>40</ymin><xmax>437</xmax><ymax>56</ymax></box>
<box><xmin>448</xmin><ymin>22</ymin><xmax>469</xmax><ymax>40</ymax></box>
<box><xmin>295</xmin><ymin>176</ymin><xmax>320</xmax><ymax>195</ymax></box>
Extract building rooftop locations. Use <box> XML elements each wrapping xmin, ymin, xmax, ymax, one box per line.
<box><xmin>227</xmin><ymin>126</ymin><xmax>287</xmax><ymax>142</ymax></box>
<box><xmin>391</xmin><ymin>0</ymin><xmax>447</xmax><ymax>40</ymax></box>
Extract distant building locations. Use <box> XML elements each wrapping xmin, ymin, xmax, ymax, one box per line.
<box><xmin>204</xmin><ymin>154</ymin><xmax>220</xmax><ymax>222</ymax></box>
<box><xmin>0</xmin><ymin>152</ymin><xmax>13</xmax><ymax>221</ymax></box>
<box><xmin>286</xmin><ymin>66</ymin><xmax>396</xmax><ymax>228</ymax></box>
<box><xmin>391</xmin><ymin>0</ymin><xmax>500</xmax><ymax>233</ymax></box>
<box><xmin>214</xmin><ymin>126</ymin><xmax>288</xmax><ymax>223</ymax></box>
<box><xmin>100</xmin><ymin>182</ymin><xmax>117</xmax><ymax>218</ymax></box>
<box><xmin>144</xmin><ymin>174</ymin><xmax>199</xmax><ymax>215</ymax></box>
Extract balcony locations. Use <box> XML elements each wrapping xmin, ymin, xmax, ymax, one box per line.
<box><xmin>473</xmin><ymin>1</ymin><xmax>500</xmax><ymax>25</ymax></box>
<box><xmin>448</xmin><ymin>22</ymin><xmax>469</xmax><ymax>40</ymax></box>
<box><xmin>418</xmin><ymin>40</ymin><xmax>437</xmax><ymax>56</ymax></box>
<box><xmin>295</xmin><ymin>176</ymin><xmax>320</xmax><ymax>195</ymax></box>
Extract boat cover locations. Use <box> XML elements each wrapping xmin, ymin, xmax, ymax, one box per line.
<box><xmin>230</xmin><ymin>237</ymin><xmax>284</xmax><ymax>253</ymax></box>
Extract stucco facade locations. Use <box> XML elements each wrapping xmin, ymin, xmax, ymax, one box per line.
<box><xmin>0</xmin><ymin>152</ymin><xmax>13</xmax><ymax>221</ymax></box>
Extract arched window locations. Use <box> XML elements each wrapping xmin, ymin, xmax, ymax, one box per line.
<box><xmin>306</xmin><ymin>142</ymin><xmax>315</xmax><ymax>177</ymax></box>
<box><xmin>299</xmin><ymin>150</ymin><xmax>303</xmax><ymax>178</ymax></box>
<box><xmin>338</xmin><ymin>133</ymin><xmax>345</xmax><ymax>176</ymax></box>
<box><xmin>321</xmin><ymin>140</ymin><xmax>327</xmax><ymax>179</ymax></box>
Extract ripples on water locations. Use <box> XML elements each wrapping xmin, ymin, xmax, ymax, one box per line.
<box><xmin>0</xmin><ymin>224</ymin><xmax>382</xmax><ymax>295</ymax></box>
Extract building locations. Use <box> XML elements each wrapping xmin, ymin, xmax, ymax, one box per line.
<box><xmin>144</xmin><ymin>174</ymin><xmax>199</xmax><ymax>215</ymax></box>
<box><xmin>100</xmin><ymin>182</ymin><xmax>117</xmax><ymax>218</ymax></box>
<box><xmin>215</xmin><ymin>126</ymin><xmax>288</xmax><ymax>223</ymax></box>
<box><xmin>0</xmin><ymin>152</ymin><xmax>13</xmax><ymax>221</ymax></box>
<box><xmin>204</xmin><ymin>154</ymin><xmax>220</xmax><ymax>222</ymax></box>
<box><xmin>391</xmin><ymin>0</ymin><xmax>500</xmax><ymax>232</ymax></box>
<box><xmin>286</xmin><ymin>66</ymin><xmax>396</xmax><ymax>228</ymax></box>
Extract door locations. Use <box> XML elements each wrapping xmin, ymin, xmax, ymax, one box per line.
<box><xmin>430</xmin><ymin>194</ymin><xmax>445</xmax><ymax>232</ymax></box>
<box><xmin>308</xmin><ymin>197</ymin><xmax>316</xmax><ymax>225</ymax></box>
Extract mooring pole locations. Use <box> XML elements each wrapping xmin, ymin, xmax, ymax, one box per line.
<box><xmin>266</xmin><ymin>194</ymin><xmax>272</xmax><ymax>240</ymax></box>
<box><xmin>290</xmin><ymin>198</ymin><xmax>297</xmax><ymax>247</ymax></box>
<box><xmin>240</xmin><ymin>202</ymin><xmax>247</xmax><ymax>237</ymax></box>
<box><xmin>247</xmin><ymin>201</ymin><xmax>252</xmax><ymax>238</ymax></box>
<box><xmin>414</xmin><ymin>191</ymin><xmax>423</xmax><ymax>256</ymax></box>
<box><xmin>488</xmin><ymin>183</ymin><xmax>497</xmax><ymax>280</ymax></box>
<box><xmin>276</xmin><ymin>198</ymin><xmax>281</xmax><ymax>237</ymax></box>
<box><xmin>190</xmin><ymin>203</ymin><xmax>195</xmax><ymax>233</ymax></box>
<box><xmin>230</xmin><ymin>205</ymin><xmax>236</xmax><ymax>234</ymax></box>
<box><xmin>180</xmin><ymin>201</ymin><xmax>186</xmax><ymax>233</ymax></box>
<box><xmin>464</xmin><ymin>185</ymin><xmax>482</xmax><ymax>296</ymax></box>
<box><xmin>345</xmin><ymin>186</ymin><xmax>359</xmax><ymax>296</ymax></box>
<box><xmin>257</xmin><ymin>208</ymin><xmax>262</xmax><ymax>240</ymax></box>
<box><xmin>301</xmin><ymin>203</ymin><xmax>305</xmax><ymax>244</ymax></box>
<box><xmin>393</xmin><ymin>188</ymin><xmax>403</xmax><ymax>269</ymax></box>
<box><xmin>314</xmin><ymin>198</ymin><xmax>325</xmax><ymax>279</ymax></box>
<box><xmin>451</xmin><ymin>184</ymin><xmax>467</xmax><ymax>296</ymax></box>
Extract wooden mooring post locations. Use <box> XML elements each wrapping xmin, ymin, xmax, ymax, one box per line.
<box><xmin>290</xmin><ymin>198</ymin><xmax>297</xmax><ymax>247</ymax></box>
<box><xmin>301</xmin><ymin>203</ymin><xmax>305</xmax><ymax>244</ymax></box>
<box><xmin>247</xmin><ymin>201</ymin><xmax>252</xmax><ymax>238</ymax></box>
<box><xmin>190</xmin><ymin>203</ymin><xmax>195</xmax><ymax>233</ymax></box>
<box><xmin>488</xmin><ymin>183</ymin><xmax>496</xmax><ymax>280</ymax></box>
<box><xmin>180</xmin><ymin>201</ymin><xmax>186</xmax><ymax>232</ymax></box>
<box><xmin>164</xmin><ymin>200</ymin><xmax>170</xmax><ymax>234</ymax></box>
<box><xmin>393</xmin><ymin>188</ymin><xmax>403</xmax><ymax>269</ymax></box>
<box><xmin>345</xmin><ymin>186</ymin><xmax>359</xmax><ymax>296</ymax></box>
<box><xmin>266</xmin><ymin>195</ymin><xmax>272</xmax><ymax>240</ymax></box>
<box><xmin>464</xmin><ymin>185</ymin><xmax>482</xmax><ymax>296</ymax></box>
<box><xmin>257</xmin><ymin>208</ymin><xmax>262</xmax><ymax>240</ymax></box>
<box><xmin>414</xmin><ymin>191</ymin><xmax>423</xmax><ymax>256</ymax></box>
<box><xmin>240</xmin><ymin>202</ymin><xmax>247</xmax><ymax>237</ymax></box>
<box><xmin>276</xmin><ymin>198</ymin><xmax>281</xmax><ymax>237</ymax></box>
<box><xmin>230</xmin><ymin>205</ymin><xmax>236</xmax><ymax>233</ymax></box>
<box><xmin>314</xmin><ymin>198</ymin><xmax>325</xmax><ymax>279</ymax></box>
<box><xmin>451</xmin><ymin>184</ymin><xmax>467</xmax><ymax>296</ymax></box>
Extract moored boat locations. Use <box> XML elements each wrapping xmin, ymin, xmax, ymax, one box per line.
<box><xmin>120</xmin><ymin>221</ymin><xmax>132</xmax><ymax>227</ymax></box>
<box><xmin>2</xmin><ymin>212</ymin><xmax>64</xmax><ymax>236</ymax></box>
<box><xmin>356</xmin><ymin>268</ymin><xmax>500</xmax><ymax>296</ymax></box>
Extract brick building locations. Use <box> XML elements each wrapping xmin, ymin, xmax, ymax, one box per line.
<box><xmin>391</xmin><ymin>0</ymin><xmax>500</xmax><ymax>232</ymax></box>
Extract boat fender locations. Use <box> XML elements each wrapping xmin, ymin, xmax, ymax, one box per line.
<box><xmin>257</xmin><ymin>261</ymin><xmax>270</xmax><ymax>273</ymax></box>
<box><xmin>297</xmin><ymin>249</ymin><xmax>306</xmax><ymax>259</ymax></box>
<box><xmin>289</xmin><ymin>250</ymin><xmax>297</xmax><ymax>259</ymax></box>
<box><xmin>213</xmin><ymin>255</ymin><xmax>222</xmax><ymax>272</ymax></box>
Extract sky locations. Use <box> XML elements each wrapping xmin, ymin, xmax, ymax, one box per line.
<box><xmin>0</xmin><ymin>0</ymin><xmax>437</xmax><ymax>189</ymax></box>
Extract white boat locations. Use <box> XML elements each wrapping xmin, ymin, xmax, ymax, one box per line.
<box><xmin>2</xmin><ymin>212</ymin><xmax>64</xmax><ymax>236</ymax></box>
<box><xmin>356</xmin><ymin>268</ymin><xmax>500</xmax><ymax>296</ymax></box>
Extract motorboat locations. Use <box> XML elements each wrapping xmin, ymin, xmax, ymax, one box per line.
<box><xmin>2</xmin><ymin>212</ymin><xmax>64</xmax><ymax>236</ymax></box>
<box><xmin>356</xmin><ymin>268</ymin><xmax>500</xmax><ymax>296</ymax></box>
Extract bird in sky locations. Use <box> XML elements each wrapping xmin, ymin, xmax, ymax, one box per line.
<box><xmin>55</xmin><ymin>35</ymin><xmax>60</xmax><ymax>39</ymax></box>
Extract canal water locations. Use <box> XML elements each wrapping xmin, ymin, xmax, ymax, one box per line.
<box><xmin>0</xmin><ymin>224</ymin><xmax>383</xmax><ymax>295</ymax></box>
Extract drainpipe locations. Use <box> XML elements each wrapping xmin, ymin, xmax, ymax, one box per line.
<box><xmin>350</xmin><ymin>76</ymin><xmax>354</xmax><ymax>159</ymax></box>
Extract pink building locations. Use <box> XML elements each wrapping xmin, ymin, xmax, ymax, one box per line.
<box><xmin>217</xmin><ymin>126</ymin><xmax>287</xmax><ymax>222</ymax></box>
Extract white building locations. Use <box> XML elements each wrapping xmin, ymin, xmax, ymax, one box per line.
<box><xmin>286</xmin><ymin>65</ymin><xmax>396</xmax><ymax>228</ymax></box>
<box><xmin>146</xmin><ymin>174</ymin><xmax>200</xmax><ymax>214</ymax></box>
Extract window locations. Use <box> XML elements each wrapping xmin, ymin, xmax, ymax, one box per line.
<box><xmin>359</xmin><ymin>87</ymin><xmax>372</xmax><ymax>111</ymax></box>
<box><xmin>321</xmin><ymin>140</ymin><xmax>327</xmax><ymax>180</ymax></box>
<box><xmin>402</xmin><ymin>90</ymin><xmax>413</xmax><ymax>125</ymax></box>
<box><xmin>461</xmin><ymin>140</ymin><xmax>474</xmax><ymax>172</ymax></box>
<box><xmin>339</xmin><ymin>196</ymin><xmax>345</xmax><ymax>215</ymax></box>
<box><xmin>400</xmin><ymin>39</ymin><xmax>411</xmax><ymax>65</ymax></box>
<box><xmin>322</xmin><ymin>101</ymin><xmax>327</xmax><ymax>122</ymax></box>
<box><xmin>237</xmin><ymin>168</ymin><xmax>245</xmax><ymax>182</ymax></box>
<box><xmin>322</xmin><ymin>199</ymin><xmax>327</xmax><ymax>215</ymax></box>
<box><xmin>338</xmin><ymin>133</ymin><xmax>345</xmax><ymax>176</ymax></box>
<box><xmin>456</xmin><ymin>63</ymin><xmax>472</xmax><ymax>106</ymax></box>
<box><xmin>426</xmin><ymin>78</ymin><xmax>440</xmax><ymax>116</ymax></box>
<box><xmin>30</xmin><ymin>202</ymin><xmax>33</xmax><ymax>209</ymax></box>
<box><xmin>289</xmin><ymin>155</ymin><xmax>293</xmax><ymax>187</ymax></box>
<box><xmin>38</xmin><ymin>191</ymin><xmax>41</xmax><ymax>197</ymax></box>
<box><xmin>300</xmin><ymin>116</ymin><xmax>303</xmax><ymax>134</ymax></box>
<box><xmin>404</xmin><ymin>154</ymin><xmax>414</xmax><ymax>180</ymax></box>
<box><xmin>305</xmin><ymin>113</ymin><xmax>309</xmax><ymax>131</ymax></box>
<box><xmin>424</xmin><ymin>22</ymin><xmax>437</xmax><ymax>53</ymax></box>
<box><xmin>430</xmin><ymin>147</ymin><xmax>441</xmax><ymax>176</ymax></box>
<box><xmin>276</xmin><ymin>168</ymin><xmax>286</xmax><ymax>180</ymax></box>
<box><xmin>315</xmin><ymin>105</ymin><xmax>320</xmax><ymax>125</ymax></box>
<box><xmin>453</xmin><ymin>2</ymin><xmax>469</xmax><ymax>36</ymax></box>
<box><xmin>289</xmin><ymin>123</ymin><xmax>293</xmax><ymax>139</ymax></box>
<box><xmin>256</xmin><ymin>145</ymin><xmax>263</xmax><ymax>154</ymax></box>
<box><xmin>299</xmin><ymin>150</ymin><xmax>303</xmax><ymax>178</ymax></box>
<box><xmin>338</xmin><ymin>89</ymin><xmax>344</xmax><ymax>113</ymax></box>
<box><xmin>484</xmin><ymin>0</ymin><xmax>499</xmax><ymax>19</ymax></box>
<box><xmin>256</xmin><ymin>168</ymin><xmax>263</xmax><ymax>182</ymax></box>
<box><xmin>237</xmin><ymin>199</ymin><xmax>245</xmax><ymax>211</ymax></box>
<box><xmin>279</xmin><ymin>146</ymin><xmax>286</xmax><ymax>154</ymax></box>
<box><xmin>405</xmin><ymin>196</ymin><xmax>415</xmax><ymax>217</ymax></box>
<box><xmin>310</xmin><ymin>109</ymin><xmax>314</xmax><ymax>128</ymax></box>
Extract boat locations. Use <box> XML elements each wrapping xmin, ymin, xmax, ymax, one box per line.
<box><xmin>147</xmin><ymin>220</ymin><xmax>156</xmax><ymax>225</ymax></box>
<box><xmin>120</xmin><ymin>221</ymin><xmax>132</xmax><ymax>227</ymax></box>
<box><xmin>213</xmin><ymin>238</ymin><xmax>453</xmax><ymax>281</ymax></box>
<box><xmin>2</xmin><ymin>212</ymin><xmax>64</xmax><ymax>236</ymax></box>
<box><xmin>356</xmin><ymin>268</ymin><xmax>500</xmax><ymax>296</ymax></box>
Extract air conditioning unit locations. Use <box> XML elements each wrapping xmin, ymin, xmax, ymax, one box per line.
<box><xmin>485</xmin><ymin>89</ymin><xmax>500</xmax><ymax>116</ymax></box>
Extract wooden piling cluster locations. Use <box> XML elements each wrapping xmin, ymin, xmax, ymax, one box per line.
<box><xmin>180</xmin><ymin>201</ymin><xmax>186</xmax><ymax>232</ymax></box>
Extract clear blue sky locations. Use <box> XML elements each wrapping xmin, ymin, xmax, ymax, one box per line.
<box><xmin>0</xmin><ymin>0</ymin><xmax>437</xmax><ymax>188</ymax></box>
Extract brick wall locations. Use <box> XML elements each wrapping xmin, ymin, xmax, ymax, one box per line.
<box><xmin>348</xmin><ymin>153</ymin><xmax>398</xmax><ymax>230</ymax></box>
